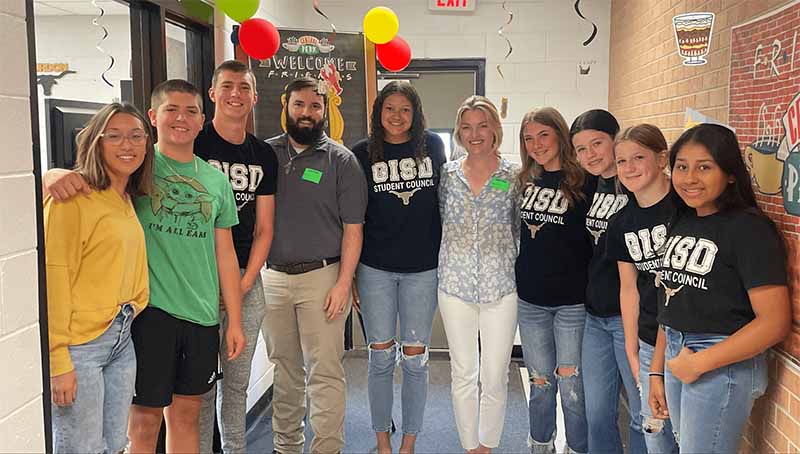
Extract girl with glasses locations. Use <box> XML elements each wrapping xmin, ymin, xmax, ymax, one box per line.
<box><xmin>45</xmin><ymin>102</ymin><xmax>154</xmax><ymax>453</ymax></box>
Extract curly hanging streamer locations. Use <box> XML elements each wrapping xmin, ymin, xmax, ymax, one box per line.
<box><xmin>574</xmin><ymin>0</ymin><xmax>598</xmax><ymax>46</ymax></box>
<box><xmin>313</xmin><ymin>0</ymin><xmax>337</xmax><ymax>43</ymax></box>
<box><xmin>92</xmin><ymin>0</ymin><xmax>115</xmax><ymax>87</ymax></box>
<box><xmin>496</xmin><ymin>2</ymin><xmax>513</xmax><ymax>118</ymax></box>
<box><xmin>496</xmin><ymin>1</ymin><xmax>513</xmax><ymax>82</ymax></box>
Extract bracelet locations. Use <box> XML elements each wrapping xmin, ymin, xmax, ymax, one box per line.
<box><xmin>649</xmin><ymin>372</ymin><xmax>665</xmax><ymax>377</ymax></box>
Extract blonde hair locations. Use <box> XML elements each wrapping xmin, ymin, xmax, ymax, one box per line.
<box><xmin>517</xmin><ymin>107</ymin><xmax>586</xmax><ymax>206</ymax></box>
<box><xmin>74</xmin><ymin>102</ymin><xmax>154</xmax><ymax>197</ymax></box>
<box><xmin>453</xmin><ymin>95</ymin><xmax>503</xmax><ymax>155</ymax></box>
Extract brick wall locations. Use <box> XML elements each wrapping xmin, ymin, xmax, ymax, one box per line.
<box><xmin>0</xmin><ymin>0</ymin><xmax>45</xmax><ymax>452</ymax></box>
<box><xmin>609</xmin><ymin>0</ymin><xmax>800</xmax><ymax>451</ymax></box>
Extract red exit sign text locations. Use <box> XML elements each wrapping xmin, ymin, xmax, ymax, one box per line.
<box><xmin>429</xmin><ymin>0</ymin><xmax>476</xmax><ymax>12</ymax></box>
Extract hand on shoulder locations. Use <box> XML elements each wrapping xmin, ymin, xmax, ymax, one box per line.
<box><xmin>44</xmin><ymin>169</ymin><xmax>91</xmax><ymax>202</ymax></box>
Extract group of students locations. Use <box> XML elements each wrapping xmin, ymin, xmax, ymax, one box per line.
<box><xmin>41</xmin><ymin>57</ymin><xmax>791</xmax><ymax>454</ymax></box>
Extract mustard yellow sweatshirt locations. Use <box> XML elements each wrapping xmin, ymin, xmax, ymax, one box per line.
<box><xmin>44</xmin><ymin>189</ymin><xmax>149</xmax><ymax>377</ymax></box>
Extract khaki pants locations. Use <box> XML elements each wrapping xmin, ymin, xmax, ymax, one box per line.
<box><xmin>262</xmin><ymin>263</ymin><xmax>350</xmax><ymax>454</ymax></box>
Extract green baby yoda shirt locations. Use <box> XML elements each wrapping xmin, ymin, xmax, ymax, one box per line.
<box><xmin>134</xmin><ymin>147</ymin><xmax>238</xmax><ymax>326</ymax></box>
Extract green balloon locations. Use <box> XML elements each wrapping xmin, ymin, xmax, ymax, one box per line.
<box><xmin>219</xmin><ymin>0</ymin><xmax>259</xmax><ymax>23</ymax></box>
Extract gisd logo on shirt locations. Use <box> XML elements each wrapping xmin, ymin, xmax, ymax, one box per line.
<box><xmin>520</xmin><ymin>185</ymin><xmax>568</xmax><ymax>238</ymax></box>
<box><xmin>624</xmin><ymin>225</ymin><xmax>667</xmax><ymax>265</ymax></box>
<box><xmin>371</xmin><ymin>157</ymin><xmax>435</xmax><ymax>205</ymax></box>
<box><xmin>207</xmin><ymin>160</ymin><xmax>264</xmax><ymax>211</ymax></box>
<box><xmin>585</xmin><ymin>193</ymin><xmax>628</xmax><ymax>244</ymax></box>
<box><xmin>659</xmin><ymin>235</ymin><xmax>718</xmax><ymax>304</ymax></box>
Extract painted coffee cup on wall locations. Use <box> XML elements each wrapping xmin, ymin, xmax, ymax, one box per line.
<box><xmin>745</xmin><ymin>142</ymin><xmax>783</xmax><ymax>194</ymax></box>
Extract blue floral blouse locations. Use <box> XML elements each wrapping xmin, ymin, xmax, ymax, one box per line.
<box><xmin>438</xmin><ymin>157</ymin><xmax>521</xmax><ymax>304</ymax></box>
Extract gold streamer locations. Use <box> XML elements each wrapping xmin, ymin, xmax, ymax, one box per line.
<box><xmin>497</xmin><ymin>1</ymin><xmax>513</xmax><ymax>118</ymax></box>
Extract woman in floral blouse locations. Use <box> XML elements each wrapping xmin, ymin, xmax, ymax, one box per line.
<box><xmin>437</xmin><ymin>95</ymin><xmax>521</xmax><ymax>454</ymax></box>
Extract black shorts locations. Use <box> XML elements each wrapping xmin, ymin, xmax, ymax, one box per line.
<box><xmin>131</xmin><ymin>306</ymin><xmax>220</xmax><ymax>408</ymax></box>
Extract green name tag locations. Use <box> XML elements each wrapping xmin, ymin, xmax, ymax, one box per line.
<box><xmin>490</xmin><ymin>177</ymin><xmax>510</xmax><ymax>192</ymax></box>
<box><xmin>302</xmin><ymin>168</ymin><xmax>323</xmax><ymax>184</ymax></box>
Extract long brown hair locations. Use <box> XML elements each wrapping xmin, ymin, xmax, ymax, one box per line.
<box><xmin>74</xmin><ymin>102</ymin><xmax>154</xmax><ymax>197</ymax></box>
<box><xmin>368</xmin><ymin>81</ymin><xmax>427</xmax><ymax>163</ymax></box>
<box><xmin>517</xmin><ymin>107</ymin><xmax>585</xmax><ymax>206</ymax></box>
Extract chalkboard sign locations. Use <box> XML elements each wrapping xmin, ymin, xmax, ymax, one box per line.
<box><xmin>251</xmin><ymin>29</ymin><xmax>369</xmax><ymax>149</ymax></box>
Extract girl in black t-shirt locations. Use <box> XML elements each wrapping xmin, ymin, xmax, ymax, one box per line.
<box><xmin>570</xmin><ymin>110</ymin><xmax>647</xmax><ymax>454</ymax></box>
<box><xmin>606</xmin><ymin>124</ymin><xmax>678</xmax><ymax>453</ymax></box>
<box><xmin>515</xmin><ymin>107</ymin><xmax>592</xmax><ymax>454</ymax></box>
<box><xmin>651</xmin><ymin>124</ymin><xmax>790</xmax><ymax>453</ymax></box>
<box><xmin>352</xmin><ymin>81</ymin><xmax>446</xmax><ymax>454</ymax></box>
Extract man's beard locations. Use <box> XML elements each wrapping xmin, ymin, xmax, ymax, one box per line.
<box><xmin>286</xmin><ymin>113</ymin><xmax>325</xmax><ymax>145</ymax></box>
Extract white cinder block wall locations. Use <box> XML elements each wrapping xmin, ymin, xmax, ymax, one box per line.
<box><xmin>292</xmin><ymin>0</ymin><xmax>612</xmax><ymax>161</ymax></box>
<box><xmin>0</xmin><ymin>0</ymin><xmax>45</xmax><ymax>452</ymax></box>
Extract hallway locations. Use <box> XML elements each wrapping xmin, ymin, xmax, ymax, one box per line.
<box><xmin>246</xmin><ymin>351</ymin><xmax>532</xmax><ymax>453</ymax></box>
<box><xmin>244</xmin><ymin>349</ymin><xmax>632</xmax><ymax>453</ymax></box>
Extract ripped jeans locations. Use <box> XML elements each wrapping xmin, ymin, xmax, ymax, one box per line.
<box><xmin>356</xmin><ymin>263</ymin><xmax>438</xmax><ymax>435</ymax></box>
<box><xmin>638</xmin><ymin>340</ymin><xmax>678</xmax><ymax>454</ymax></box>
<box><xmin>517</xmin><ymin>300</ymin><xmax>588</xmax><ymax>454</ymax></box>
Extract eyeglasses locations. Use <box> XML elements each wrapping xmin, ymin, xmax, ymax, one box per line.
<box><xmin>101</xmin><ymin>132</ymin><xmax>148</xmax><ymax>146</ymax></box>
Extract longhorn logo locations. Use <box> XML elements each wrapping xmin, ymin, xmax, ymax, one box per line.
<box><xmin>649</xmin><ymin>270</ymin><xmax>662</xmax><ymax>288</ymax></box>
<box><xmin>389</xmin><ymin>188</ymin><xmax>421</xmax><ymax>205</ymax></box>
<box><xmin>37</xmin><ymin>70</ymin><xmax>76</xmax><ymax>96</ymax></box>
<box><xmin>586</xmin><ymin>227</ymin><xmax>604</xmax><ymax>245</ymax></box>
<box><xmin>524</xmin><ymin>220</ymin><xmax>545</xmax><ymax>239</ymax></box>
<box><xmin>662</xmin><ymin>283</ymin><xmax>684</xmax><ymax>307</ymax></box>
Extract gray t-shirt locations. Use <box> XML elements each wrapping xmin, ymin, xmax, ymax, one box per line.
<box><xmin>267</xmin><ymin>133</ymin><xmax>368</xmax><ymax>265</ymax></box>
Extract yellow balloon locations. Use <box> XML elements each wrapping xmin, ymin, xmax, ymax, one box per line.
<box><xmin>363</xmin><ymin>7</ymin><xmax>399</xmax><ymax>44</ymax></box>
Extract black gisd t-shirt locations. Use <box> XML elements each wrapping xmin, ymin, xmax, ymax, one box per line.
<box><xmin>516</xmin><ymin>170</ymin><xmax>595</xmax><ymax>307</ymax></box>
<box><xmin>657</xmin><ymin>209</ymin><xmax>787</xmax><ymax>335</ymax></box>
<box><xmin>353</xmin><ymin>131</ymin><xmax>447</xmax><ymax>273</ymax></box>
<box><xmin>606</xmin><ymin>193</ymin><xmax>674</xmax><ymax>345</ymax></box>
<box><xmin>195</xmin><ymin>122</ymin><xmax>279</xmax><ymax>269</ymax></box>
<box><xmin>585</xmin><ymin>176</ymin><xmax>629</xmax><ymax>317</ymax></box>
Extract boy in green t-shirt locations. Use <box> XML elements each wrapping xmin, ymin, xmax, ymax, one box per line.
<box><xmin>44</xmin><ymin>80</ymin><xmax>245</xmax><ymax>453</ymax></box>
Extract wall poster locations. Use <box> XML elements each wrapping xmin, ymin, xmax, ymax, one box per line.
<box><xmin>251</xmin><ymin>29</ymin><xmax>369</xmax><ymax>149</ymax></box>
<box><xmin>729</xmin><ymin>0</ymin><xmax>800</xmax><ymax>217</ymax></box>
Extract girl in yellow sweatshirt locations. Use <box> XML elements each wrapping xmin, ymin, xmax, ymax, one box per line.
<box><xmin>44</xmin><ymin>102</ymin><xmax>153</xmax><ymax>453</ymax></box>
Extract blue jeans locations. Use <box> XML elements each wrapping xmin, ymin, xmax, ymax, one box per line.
<box><xmin>664</xmin><ymin>327</ymin><xmax>767</xmax><ymax>453</ymax></box>
<box><xmin>356</xmin><ymin>263</ymin><xmax>438</xmax><ymax>435</ymax></box>
<box><xmin>52</xmin><ymin>304</ymin><xmax>137</xmax><ymax>454</ymax></box>
<box><xmin>638</xmin><ymin>340</ymin><xmax>678</xmax><ymax>454</ymax></box>
<box><xmin>581</xmin><ymin>314</ymin><xmax>646</xmax><ymax>454</ymax></box>
<box><xmin>517</xmin><ymin>300</ymin><xmax>588</xmax><ymax>454</ymax></box>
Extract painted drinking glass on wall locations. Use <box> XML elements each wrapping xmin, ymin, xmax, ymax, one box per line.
<box><xmin>673</xmin><ymin>12</ymin><xmax>715</xmax><ymax>66</ymax></box>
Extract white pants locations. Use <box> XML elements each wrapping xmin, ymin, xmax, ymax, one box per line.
<box><xmin>438</xmin><ymin>290</ymin><xmax>518</xmax><ymax>450</ymax></box>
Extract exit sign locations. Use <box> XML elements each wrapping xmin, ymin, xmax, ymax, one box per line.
<box><xmin>429</xmin><ymin>0</ymin><xmax>476</xmax><ymax>12</ymax></box>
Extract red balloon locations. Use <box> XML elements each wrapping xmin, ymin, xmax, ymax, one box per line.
<box><xmin>239</xmin><ymin>18</ymin><xmax>280</xmax><ymax>60</ymax></box>
<box><xmin>376</xmin><ymin>36</ymin><xmax>411</xmax><ymax>72</ymax></box>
